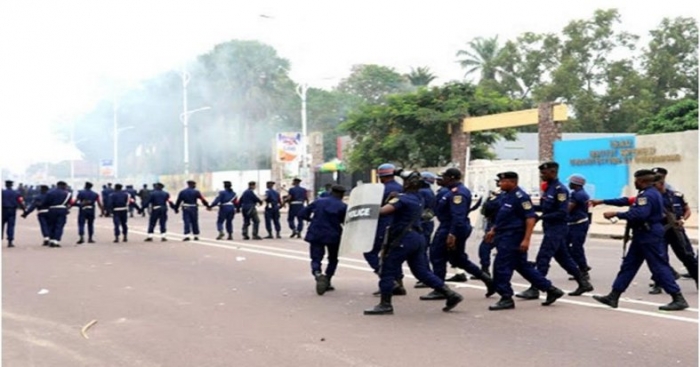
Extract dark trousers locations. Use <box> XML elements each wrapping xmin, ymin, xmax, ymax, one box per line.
<box><xmin>182</xmin><ymin>207</ymin><xmax>200</xmax><ymax>235</ymax></box>
<box><xmin>38</xmin><ymin>213</ymin><xmax>50</xmax><ymax>239</ymax></box>
<box><xmin>445</xmin><ymin>227</ymin><xmax>482</xmax><ymax>276</ymax></box>
<box><xmin>567</xmin><ymin>223</ymin><xmax>590</xmax><ymax>271</ymax></box>
<box><xmin>242</xmin><ymin>207</ymin><xmax>260</xmax><ymax>236</ymax></box>
<box><xmin>612</xmin><ymin>236</ymin><xmax>680</xmax><ymax>294</ymax></box>
<box><xmin>112</xmin><ymin>210</ymin><xmax>128</xmax><ymax>237</ymax></box>
<box><xmin>217</xmin><ymin>206</ymin><xmax>235</xmax><ymax>234</ymax></box>
<box><xmin>666</xmin><ymin>228</ymin><xmax>698</xmax><ymax>281</ymax></box>
<box><xmin>78</xmin><ymin>210</ymin><xmax>95</xmax><ymax>237</ymax></box>
<box><xmin>148</xmin><ymin>208</ymin><xmax>167</xmax><ymax>234</ymax></box>
<box><xmin>265</xmin><ymin>208</ymin><xmax>281</xmax><ymax>234</ymax></box>
<box><xmin>309</xmin><ymin>241</ymin><xmax>340</xmax><ymax>277</ymax></box>
<box><xmin>379</xmin><ymin>232</ymin><xmax>443</xmax><ymax>294</ymax></box>
<box><xmin>2</xmin><ymin>207</ymin><xmax>16</xmax><ymax>241</ymax></box>
<box><xmin>287</xmin><ymin>204</ymin><xmax>304</xmax><ymax>232</ymax></box>
<box><xmin>478</xmin><ymin>238</ymin><xmax>494</xmax><ymax>269</ymax></box>
<box><xmin>47</xmin><ymin>210</ymin><xmax>67</xmax><ymax>242</ymax></box>
<box><xmin>493</xmin><ymin>232</ymin><xmax>552</xmax><ymax>298</ymax></box>
<box><xmin>536</xmin><ymin>226</ymin><xmax>582</xmax><ymax>278</ymax></box>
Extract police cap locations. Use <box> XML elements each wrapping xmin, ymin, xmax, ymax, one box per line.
<box><xmin>634</xmin><ymin>169</ymin><xmax>656</xmax><ymax>178</ymax></box>
<box><xmin>377</xmin><ymin>163</ymin><xmax>396</xmax><ymax>177</ymax></box>
<box><xmin>651</xmin><ymin>167</ymin><xmax>668</xmax><ymax>175</ymax></box>
<box><xmin>538</xmin><ymin>161</ymin><xmax>559</xmax><ymax>170</ymax></box>
<box><xmin>57</xmin><ymin>181</ymin><xmax>67</xmax><ymax>186</ymax></box>
<box><xmin>223</xmin><ymin>181</ymin><xmax>232</xmax><ymax>186</ymax></box>
<box><xmin>186</xmin><ymin>180</ymin><xmax>196</xmax><ymax>185</ymax></box>
<box><xmin>568</xmin><ymin>174</ymin><xmax>586</xmax><ymax>186</ymax></box>
<box><xmin>114</xmin><ymin>183</ymin><xmax>123</xmax><ymax>190</ymax></box>
<box><xmin>4</xmin><ymin>180</ymin><xmax>13</xmax><ymax>186</ymax></box>
<box><xmin>155</xmin><ymin>182</ymin><xmax>164</xmax><ymax>188</ymax></box>
<box><xmin>442</xmin><ymin>168</ymin><xmax>462</xmax><ymax>180</ymax></box>
<box><xmin>85</xmin><ymin>182</ymin><xmax>93</xmax><ymax>188</ymax></box>
<box><xmin>293</xmin><ymin>178</ymin><xmax>302</xmax><ymax>183</ymax></box>
<box><xmin>248</xmin><ymin>181</ymin><xmax>257</xmax><ymax>186</ymax></box>
<box><xmin>266</xmin><ymin>181</ymin><xmax>275</xmax><ymax>185</ymax></box>
<box><xmin>331</xmin><ymin>185</ymin><xmax>346</xmax><ymax>193</ymax></box>
<box><xmin>39</xmin><ymin>185</ymin><xmax>49</xmax><ymax>190</ymax></box>
<box><xmin>497</xmin><ymin>171</ymin><xmax>518</xmax><ymax>180</ymax></box>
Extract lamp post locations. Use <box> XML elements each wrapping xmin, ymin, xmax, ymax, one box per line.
<box><xmin>295</xmin><ymin>82</ymin><xmax>309</xmax><ymax>180</ymax></box>
<box><xmin>180</xmin><ymin>67</ymin><xmax>211</xmax><ymax>176</ymax></box>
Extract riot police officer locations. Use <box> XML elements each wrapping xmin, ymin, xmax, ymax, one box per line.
<box><xmin>285</xmin><ymin>178</ymin><xmax>308</xmax><ymax>238</ymax></box>
<box><xmin>566</xmin><ymin>174</ymin><xmax>592</xmax><ymax>279</ymax></box>
<box><xmin>45</xmin><ymin>181</ymin><xmax>73</xmax><ymax>248</ymax></box>
<box><xmin>364</xmin><ymin>171</ymin><xmax>463</xmax><ymax>315</ymax></box>
<box><xmin>21</xmin><ymin>185</ymin><xmax>50</xmax><ymax>246</ymax></box>
<box><xmin>75</xmin><ymin>182</ymin><xmax>103</xmax><ymax>244</ymax></box>
<box><xmin>109</xmin><ymin>184</ymin><xmax>140</xmax><ymax>243</ymax></box>
<box><xmin>298</xmin><ymin>185</ymin><xmax>348</xmax><ymax>295</ymax></box>
<box><xmin>174</xmin><ymin>180</ymin><xmax>209</xmax><ymax>241</ymax></box>
<box><xmin>143</xmin><ymin>183</ymin><xmax>173</xmax><ymax>242</ymax></box>
<box><xmin>2</xmin><ymin>180</ymin><xmax>26</xmax><ymax>247</ymax></box>
<box><xmin>263</xmin><ymin>181</ymin><xmax>282</xmax><ymax>239</ymax></box>
<box><xmin>414</xmin><ymin>172</ymin><xmax>437</xmax><ymax>288</ymax></box>
<box><xmin>477</xmin><ymin>178</ymin><xmax>504</xmax><ymax>277</ymax></box>
<box><xmin>209</xmin><ymin>181</ymin><xmax>238</xmax><ymax>240</ymax></box>
<box><xmin>240</xmin><ymin>181</ymin><xmax>263</xmax><ymax>240</ymax></box>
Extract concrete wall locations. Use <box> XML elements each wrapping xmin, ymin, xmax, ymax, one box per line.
<box><xmin>629</xmin><ymin>130</ymin><xmax>698</xmax><ymax>209</ymax></box>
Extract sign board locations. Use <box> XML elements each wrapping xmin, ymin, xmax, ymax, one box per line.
<box><xmin>100</xmin><ymin>159</ymin><xmax>114</xmax><ymax>177</ymax></box>
<box><xmin>276</xmin><ymin>132</ymin><xmax>302</xmax><ymax>163</ymax></box>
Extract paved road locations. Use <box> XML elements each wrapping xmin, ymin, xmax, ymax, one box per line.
<box><xmin>3</xmin><ymin>210</ymin><xmax>698</xmax><ymax>367</ymax></box>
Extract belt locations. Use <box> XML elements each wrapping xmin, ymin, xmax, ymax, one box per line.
<box><xmin>290</xmin><ymin>201</ymin><xmax>303</xmax><ymax>204</ymax></box>
<box><xmin>113</xmin><ymin>207</ymin><xmax>128</xmax><ymax>211</ymax></box>
<box><xmin>49</xmin><ymin>205</ymin><xmax>66</xmax><ymax>209</ymax></box>
<box><xmin>567</xmin><ymin>218</ymin><xmax>589</xmax><ymax>225</ymax></box>
<box><xmin>221</xmin><ymin>203</ymin><xmax>234</xmax><ymax>206</ymax></box>
<box><xmin>183</xmin><ymin>204</ymin><xmax>197</xmax><ymax>207</ymax></box>
<box><xmin>152</xmin><ymin>205</ymin><xmax>162</xmax><ymax>210</ymax></box>
<box><xmin>81</xmin><ymin>206</ymin><xmax>94</xmax><ymax>210</ymax></box>
<box><xmin>38</xmin><ymin>209</ymin><xmax>49</xmax><ymax>214</ymax></box>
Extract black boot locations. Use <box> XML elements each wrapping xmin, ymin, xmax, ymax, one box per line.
<box><xmin>326</xmin><ymin>276</ymin><xmax>335</xmax><ymax>291</ymax></box>
<box><xmin>8</xmin><ymin>240</ymin><xmax>14</xmax><ymax>248</ymax></box>
<box><xmin>392</xmin><ymin>279</ymin><xmax>407</xmax><ymax>296</ymax></box>
<box><xmin>264</xmin><ymin>233</ymin><xmax>273</xmax><ymax>239</ymax></box>
<box><xmin>315</xmin><ymin>272</ymin><xmax>329</xmax><ymax>296</ymax></box>
<box><xmin>420</xmin><ymin>289</ymin><xmax>447</xmax><ymax>300</ymax></box>
<box><xmin>88</xmin><ymin>237</ymin><xmax>95</xmax><ymax>243</ymax></box>
<box><xmin>476</xmin><ymin>270</ymin><xmax>496</xmax><ymax>298</ymax></box>
<box><xmin>542</xmin><ymin>286</ymin><xmax>564</xmax><ymax>306</ymax></box>
<box><xmin>568</xmin><ymin>274</ymin><xmax>594</xmax><ymax>296</ymax></box>
<box><xmin>76</xmin><ymin>236</ymin><xmax>84</xmax><ymax>245</ymax></box>
<box><xmin>227</xmin><ymin>233</ymin><xmax>233</xmax><ymax>240</ymax></box>
<box><xmin>581</xmin><ymin>269</ymin><xmax>591</xmax><ymax>281</ymax></box>
<box><xmin>290</xmin><ymin>231</ymin><xmax>297</xmax><ymax>238</ymax></box>
<box><xmin>42</xmin><ymin>240</ymin><xmax>49</xmax><ymax>246</ymax></box>
<box><xmin>649</xmin><ymin>283</ymin><xmax>662</xmax><ymax>294</ymax></box>
<box><xmin>489</xmin><ymin>296</ymin><xmax>515</xmax><ymax>311</ymax></box>
<box><xmin>216</xmin><ymin>231</ymin><xmax>224</xmax><ymax>240</ymax></box>
<box><xmin>446</xmin><ymin>273</ymin><xmax>467</xmax><ymax>282</ymax></box>
<box><xmin>364</xmin><ymin>293</ymin><xmax>393</xmax><ymax>315</ymax></box>
<box><xmin>592</xmin><ymin>289</ymin><xmax>621</xmax><ymax>309</ymax></box>
<box><xmin>145</xmin><ymin>237</ymin><xmax>153</xmax><ymax>242</ymax></box>
<box><xmin>659</xmin><ymin>292</ymin><xmax>689</xmax><ymax>311</ymax></box>
<box><xmin>113</xmin><ymin>236</ymin><xmax>119</xmax><ymax>243</ymax></box>
<box><xmin>276</xmin><ymin>232</ymin><xmax>281</xmax><ymax>239</ymax></box>
<box><xmin>436</xmin><ymin>285</ymin><xmax>463</xmax><ymax>312</ymax></box>
<box><xmin>516</xmin><ymin>286</ymin><xmax>540</xmax><ymax>300</ymax></box>
<box><xmin>253</xmin><ymin>235</ymin><xmax>263</xmax><ymax>240</ymax></box>
<box><xmin>122</xmin><ymin>235</ymin><xmax>127</xmax><ymax>243</ymax></box>
<box><xmin>243</xmin><ymin>233</ymin><xmax>250</xmax><ymax>240</ymax></box>
<box><xmin>414</xmin><ymin>281</ymin><xmax>428</xmax><ymax>289</ymax></box>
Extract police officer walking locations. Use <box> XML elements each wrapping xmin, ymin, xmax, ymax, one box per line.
<box><xmin>263</xmin><ymin>181</ymin><xmax>282</xmax><ymax>239</ymax></box>
<box><xmin>364</xmin><ymin>171</ymin><xmax>463</xmax><ymax>315</ymax></box>
<box><xmin>298</xmin><ymin>185</ymin><xmax>348</xmax><ymax>295</ymax></box>
<box><xmin>477</xmin><ymin>178</ymin><xmax>504</xmax><ymax>277</ymax></box>
<box><xmin>209</xmin><ymin>181</ymin><xmax>237</xmax><ymax>240</ymax></box>
<box><xmin>285</xmin><ymin>178</ymin><xmax>308</xmax><ymax>238</ymax></box>
<box><xmin>143</xmin><ymin>183</ymin><xmax>173</xmax><ymax>242</ymax></box>
<box><xmin>109</xmin><ymin>184</ymin><xmax>140</xmax><ymax>243</ymax></box>
<box><xmin>101</xmin><ymin>183</ymin><xmax>114</xmax><ymax>217</ymax></box>
<box><xmin>517</xmin><ymin>162</ymin><xmax>593</xmax><ymax>299</ymax></box>
<box><xmin>485</xmin><ymin>172</ymin><xmax>565</xmax><ymax>311</ymax></box>
<box><xmin>594</xmin><ymin>169</ymin><xmax>689</xmax><ymax>311</ymax></box>
<box><xmin>174</xmin><ymin>180</ymin><xmax>209</xmax><ymax>241</ymax></box>
<box><xmin>45</xmin><ymin>181</ymin><xmax>73</xmax><ymax>248</ymax></box>
<box><xmin>318</xmin><ymin>183</ymin><xmax>333</xmax><ymax>198</ymax></box>
<box><xmin>21</xmin><ymin>185</ymin><xmax>51</xmax><ymax>246</ymax></box>
<box><xmin>126</xmin><ymin>185</ymin><xmax>138</xmax><ymax>218</ymax></box>
<box><xmin>2</xmin><ymin>180</ymin><xmax>26</xmax><ymax>247</ymax></box>
<box><xmin>566</xmin><ymin>174</ymin><xmax>592</xmax><ymax>279</ymax></box>
<box><xmin>138</xmin><ymin>184</ymin><xmax>151</xmax><ymax>217</ymax></box>
<box><xmin>75</xmin><ymin>182</ymin><xmax>104</xmax><ymax>244</ymax></box>
<box><xmin>414</xmin><ymin>172</ymin><xmax>437</xmax><ymax>288</ymax></box>
<box><xmin>239</xmin><ymin>181</ymin><xmax>263</xmax><ymax>240</ymax></box>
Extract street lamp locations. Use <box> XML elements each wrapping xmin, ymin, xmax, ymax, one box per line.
<box><xmin>181</xmin><ymin>67</ymin><xmax>211</xmax><ymax>176</ymax></box>
<box><xmin>295</xmin><ymin>82</ymin><xmax>309</xmax><ymax>179</ymax></box>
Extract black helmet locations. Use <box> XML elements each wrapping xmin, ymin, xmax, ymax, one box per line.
<box><xmin>400</xmin><ymin>170</ymin><xmax>423</xmax><ymax>190</ymax></box>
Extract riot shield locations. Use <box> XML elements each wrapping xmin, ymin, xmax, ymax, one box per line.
<box><xmin>339</xmin><ymin>183</ymin><xmax>384</xmax><ymax>256</ymax></box>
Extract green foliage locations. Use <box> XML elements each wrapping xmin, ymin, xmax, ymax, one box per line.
<box><xmin>337</xmin><ymin>64</ymin><xmax>412</xmax><ymax>105</ymax></box>
<box><xmin>405</xmin><ymin>66</ymin><xmax>437</xmax><ymax>87</ymax></box>
<box><xmin>340</xmin><ymin>83</ymin><xmax>518</xmax><ymax>171</ymax></box>
<box><xmin>637</xmin><ymin>99</ymin><xmax>698</xmax><ymax>134</ymax></box>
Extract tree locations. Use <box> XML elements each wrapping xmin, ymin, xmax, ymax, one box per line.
<box><xmin>340</xmin><ymin>82</ymin><xmax>518</xmax><ymax>171</ymax></box>
<box><xmin>456</xmin><ymin>36</ymin><xmax>505</xmax><ymax>82</ymax></box>
<box><xmin>405</xmin><ymin>66</ymin><xmax>437</xmax><ymax>87</ymax></box>
<box><xmin>637</xmin><ymin>99</ymin><xmax>698</xmax><ymax>134</ymax></box>
<box><xmin>336</xmin><ymin>64</ymin><xmax>412</xmax><ymax>105</ymax></box>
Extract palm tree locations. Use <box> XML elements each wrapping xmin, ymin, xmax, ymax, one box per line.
<box><xmin>405</xmin><ymin>66</ymin><xmax>437</xmax><ymax>87</ymax></box>
<box><xmin>456</xmin><ymin>36</ymin><xmax>504</xmax><ymax>81</ymax></box>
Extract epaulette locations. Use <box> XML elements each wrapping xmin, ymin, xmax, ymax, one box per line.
<box><xmin>674</xmin><ymin>191</ymin><xmax>684</xmax><ymax>197</ymax></box>
<box><xmin>515</xmin><ymin>191</ymin><xmax>523</xmax><ymax>198</ymax></box>
<box><xmin>451</xmin><ymin>187</ymin><xmax>458</xmax><ymax>193</ymax></box>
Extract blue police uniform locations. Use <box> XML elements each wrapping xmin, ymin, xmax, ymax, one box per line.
<box><xmin>211</xmin><ymin>188</ymin><xmax>238</xmax><ymax>237</ymax></box>
<box><xmin>492</xmin><ymin>187</ymin><xmax>555</xmax><ymax>298</ymax></box>
<box><xmin>239</xmin><ymin>188</ymin><xmax>263</xmax><ymax>239</ymax></box>
<box><xmin>661</xmin><ymin>189</ymin><xmax>697</xmax><ymax>283</ymax></box>
<box><xmin>363</xmin><ymin>179</ymin><xmax>403</xmax><ymax>272</ymax></box>
<box><xmin>319</xmin><ymin>190</ymin><xmax>331</xmax><ymax>198</ymax></box>
<box><xmin>418</xmin><ymin>185</ymin><xmax>436</xmax><ymax>247</ymax></box>
<box><xmin>174</xmin><ymin>187</ymin><xmax>209</xmax><ymax>238</ymax></box>
<box><xmin>76</xmin><ymin>188</ymin><xmax>100</xmax><ymax>240</ymax></box>
<box><xmin>287</xmin><ymin>185</ymin><xmax>308</xmax><ymax>235</ymax></box>
<box><xmin>110</xmin><ymin>190</ymin><xmax>139</xmax><ymax>240</ymax></box>
<box><xmin>143</xmin><ymin>187</ymin><xmax>172</xmax><ymax>239</ymax></box>
<box><xmin>126</xmin><ymin>186</ymin><xmax>138</xmax><ymax>217</ymax></box>
<box><xmin>298</xmin><ymin>195</ymin><xmax>347</xmax><ymax>282</ymax></box>
<box><xmin>44</xmin><ymin>187</ymin><xmax>72</xmax><ymax>246</ymax></box>
<box><xmin>567</xmin><ymin>187</ymin><xmax>591</xmax><ymax>272</ymax></box>
<box><xmin>101</xmin><ymin>186</ymin><xmax>114</xmax><ymax>216</ymax></box>
<box><xmin>263</xmin><ymin>188</ymin><xmax>282</xmax><ymax>237</ymax></box>
<box><xmin>477</xmin><ymin>190</ymin><xmax>504</xmax><ymax>271</ymax></box>
<box><xmin>23</xmin><ymin>190</ymin><xmax>50</xmax><ymax>244</ymax></box>
<box><xmin>2</xmin><ymin>186</ymin><xmax>24</xmax><ymax>244</ymax></box>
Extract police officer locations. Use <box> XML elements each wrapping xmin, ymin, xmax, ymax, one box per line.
<box><xmin>566</xmin><ymin>174</ymin><xmax>592</xmax><ymax>280</ymax></box>
<box><xmin>485</xmin><ymin>172</ymin><xmax>565</xmax><ymax>310</ymax></box>
<box><xmin>45</xmin><ymin>181</ymin><xmax>72</xmax><ymax>248</ymax></box>
<box><xmin>298</xmin><ymin>185</ymin><xmax>348</xmax><ymax>295</ymax></box>
<box><xmin>174</xmin><ymin>180</ymin><xmax>209</xmax><ymax>241</ymax></box>
<box><xmin>414</xmin><ymin>172</ymin><xmax>437</xmax><ymax>288</ymax></box>
<box><xmin>285</xmin><ymin>178</ymin><xmax>308</xmax><ymax>238</ymax></box>
<box><xmin>421</xmin><ymin>168</ymin><xmax>493</xmax><ymax>301</ymax></box>
<box><xmin>209</xmin><ymin>181</ymin><xmax>238</xmax><ymax>240</ymax></box>
<box><xmin>477</xmin><ymin>178</ymin><xmax>504</xmax><ymax>277</ymax></box>
<box><xmin>517</xmin><ymin>162</ymin><xmax>593</xmax><ymax>299</ymax></box>
<box><xmin>239</xmin><ymin>181</ymin><xmax>263</xmax><ymax>240</ymax></box>
<box><xmin>318</xmin><ymin>183</ymin><xmax>333</xmax><ymax>198</ymax></box>
<box><xmin>263</xmin><ymin>181</ymin><xmax>282</xmax><ymax>239</ymax></box>
<box><xmin>651</xmin><ymin>167</ymin><xmax>697</xmax><ymax>288</ymax></box>
<box><xmin>109</xmin><ymin>184</ymin><xmax>140</xmax><ymax>243</ymax></box>
<box><xmin>2</xmin><ymin>180</ymin><xmax>26</xmax><ymax>247</ymax></box>
<box><xmin>21</xmin><ymin>185</ymin><xmax>51</xmax><ymax>246</ymax></box>
<box><xmin>594</xmin><ymin>169</ymin><xmax>689</xmax><ymax>311</ymax></box>
<box><xmin>125</xmin><ymin>185</ymin><xmax>138</xmax><ymax>218</ymax></box>
<box><xmin>364</xmin><ymin>163</ymin><xmax>406</xmax><ymax>296</ymax></box>
<box><xmin>101</xmin><ymin>183</ymin><xmax>114</xmax><ymax>217</ymax></box>
<box><xmin>75</xmin><ymin>182</ymin><xmax>104</xmax><ymax>244</ymax></box>
<box><xmin>364</xmin><ymin>171</ymin><xmax>463</xmax><ymax>315</ymax></box>
<box><xmin>143</xmin><ymin>183</ymin><xmax>173</xmax><ymax>242</ymax></box>
<box><xmin>138</xmin><ymin>184</ymin><xmax>151</xmax><ymax>217</ymax></box>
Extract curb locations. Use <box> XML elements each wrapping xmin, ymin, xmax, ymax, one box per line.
<box><xmin>533</xmin><ymin>230</ymin><xmax>699</xmax><ymax>245</ymax></box>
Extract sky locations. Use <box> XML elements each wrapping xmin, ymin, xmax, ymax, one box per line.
<box><xmin>0</xmin><ymin>0</ymin><xmax>697</xmax><ymax>174</ymax></box>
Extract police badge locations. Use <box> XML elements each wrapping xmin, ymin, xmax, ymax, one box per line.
<box><xmin>522</xmin><ymin>201</ymin><xmax>532</xmax><ymax>210</ymax></box>
<box><xmin>557</xmin><ymin>193</ymin><xmax>567</xmax><ymax>201</ymax></box>
<box><xmin>388</xmin><ymin>197</ymin><xmax>399</xmax><ymax>204</ymax></box>
<box><xmin>453</xmin><ymin>195</ymin><xmax>463</xmax><ymax>204</ymax></box>
<box><xmin>637</xmin><ymin>197</ymin><xmax>647</xmax><ymax>206</ymax></box>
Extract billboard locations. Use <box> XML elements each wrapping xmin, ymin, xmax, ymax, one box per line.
<box><xmin>276</xmin><ymin>132</ymin><xmax>302</xmax><ymax>163</ymax></box>
<box><xmin>100</xmin><ymin>159</ymin><xmax>114</xmax><ymax>177</ymax></box>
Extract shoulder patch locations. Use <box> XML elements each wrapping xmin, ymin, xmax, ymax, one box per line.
<box><xmin>674</xmin><ymin>191</ymin><xmax>684</xmax><ymax>197</ymax></box>
<box><xmin>522</xmin><ymin>201</ymin><xmax>532</xmax><ymax>210</ymax></box>
<box><xmin>453</xmin><ymin>195</ymin><xmax>463</xmax><ymax>204</ymax></box>
<box><xmin>515</xmin><ymin>191</ymin><xmax>523</xmax><ymax>198</ymax></box>
<box><xmin>637</xmin><ymin>197</ymin><xmax>648</xmax><ymax>206</ymax></box>
<box><xmin>557</xmin><ymin>193</ymin><xmax>567</xmax><ymax>202</ymax></box>
<box><xmin>388</xmin><ymin>197</ymin><xmax>399</xmax><ymax>204</ymax></box>
<box><xmin>451</xmin><ymin>187</ymin><xmax>458</xmax><ymax>193</ymax></box>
